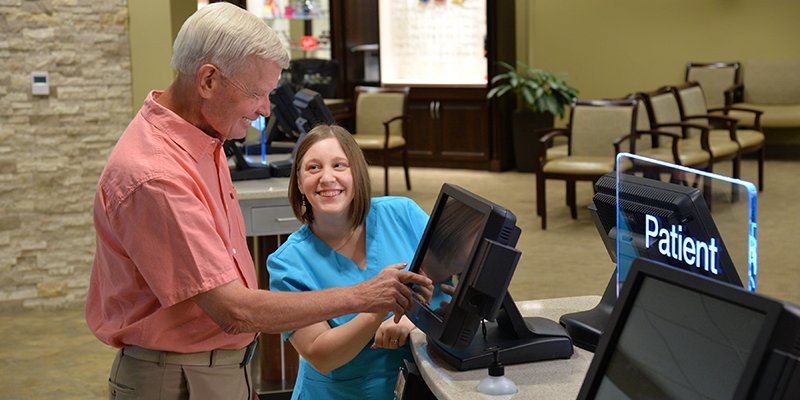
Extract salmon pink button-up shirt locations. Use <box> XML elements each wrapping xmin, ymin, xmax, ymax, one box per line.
<box><xmin>86</xmin><ymin>91</ymin><xmax>257</xmax><ymax>352</ymax></box>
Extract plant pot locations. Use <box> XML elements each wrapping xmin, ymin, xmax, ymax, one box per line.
<box><xmin>512</xmin><ymin>111</ymin><xmax>555</xmax><ymax>172</ymax></box>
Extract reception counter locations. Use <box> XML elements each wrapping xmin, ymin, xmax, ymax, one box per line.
<box><xmin>409</xmin><ymin>295</ymin><xmax>601</xmax><ymax>399</ymax></box>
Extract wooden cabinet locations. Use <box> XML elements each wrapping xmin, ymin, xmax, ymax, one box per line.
<box><xmin>331</xmin><ymin>0</ymin><xmax>517</xmax><ymax>171</ymax></box>
<box><xmin>405</xmin><ymin>87</ymin><xmax>491</xmax><ymax>169</ymax></box>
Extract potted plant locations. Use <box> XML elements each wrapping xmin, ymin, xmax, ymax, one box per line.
<box><xmin>487</xmin><ymin>61</ymin><xmax>578</xmax><ymax>172</ymax></box>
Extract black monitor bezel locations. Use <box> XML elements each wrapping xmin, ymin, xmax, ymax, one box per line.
<box><xmin>407</xmin><ymin>183</ymin><xmax>517</xmax><ymax>347</ymax></box>
<box><xmin>577</xmin><ymin>258</ymin><xmax>783</xmax><ymax>400</ymax></box>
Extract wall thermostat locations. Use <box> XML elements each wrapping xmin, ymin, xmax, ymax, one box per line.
<box><xmin>31</xmin><ymin>71</ymin><xmax>50</xmax><ymax>96</ymax></box>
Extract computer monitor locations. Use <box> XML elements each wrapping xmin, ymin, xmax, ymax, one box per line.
<box><xmin>265</xmin><ymin>88</ymin><xmax>336</xmax><ymax>177</ymax></box>
<box><xmin>560</xmin><ymin>172</ymin><xmax>744</xmax><ymax>352</ymax></box>
<box><xmin>407</xmin><ymin>183</ymin><xmax>573</xmax><ymax>371</ymax></box>
<box><xmin>293</xmin><ymin>88</ymin><xmax>335</xmax><ymax>133</ymax></box>
<box><xmin>578</xmin><ymin>258</ymin><xmax>800</xmax><ymax>400</ymax></box>
<box><xmin>593</xmin><ymin>172</ymin><xmax>740</xmax><ymax>286</ymax></box>
<box><xmin>267</xmin><ymin>83</ymin><xmax>302</xmax><ymax>143</ymax></box>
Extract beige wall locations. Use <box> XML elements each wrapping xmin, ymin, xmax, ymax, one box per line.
<box><xmin>521</xmin><ymin>0</ymin><xmax>800</xmax><ymax>100</ymax></box>
<box><xmin>128</xmin><ymin>0</ymin><xmax>195</xmax><ymax>111</ymax></box>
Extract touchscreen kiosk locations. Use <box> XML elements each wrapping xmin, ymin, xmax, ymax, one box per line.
<box><xmin>407</xmin><ymin>184</ymin><xmax>573</xmax><ymax>371</ymax></box>
<box><xmin>578</xmin><ymin>258</ymin><xmax>800</xmax><ymax>400</ymax></box>
<box><xmin>561</xmin><ymin>172</ymin><xmax>744</xmax><ymax>352</ymax></box>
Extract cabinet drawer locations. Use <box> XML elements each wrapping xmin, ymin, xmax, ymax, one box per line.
<box><xmin>248</xmin><ymin>205</ymin><xmax>300</xmax><ymax>236</ymax></box>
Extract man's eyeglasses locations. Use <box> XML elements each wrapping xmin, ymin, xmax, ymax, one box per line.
<box><xmin>219</xmin><ymin>71</ymin><xmax>269</xmax><ymax>104</ymax></box>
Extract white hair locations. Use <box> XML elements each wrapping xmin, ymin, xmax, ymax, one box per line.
<box><xmin>171</xmin><ymin>2</ymin><xmax>290</xmax><ymax>77</ymax></box>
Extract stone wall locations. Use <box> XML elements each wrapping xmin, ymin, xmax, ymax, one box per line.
<box><xmin>0</xmin><ymin>0</ymin><xmax>132</xmax><ymax>310</ymax></box>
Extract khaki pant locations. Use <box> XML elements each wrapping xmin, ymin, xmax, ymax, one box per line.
<box><xmin>108</xmin><ymin>347</ymin><xmax>256</xmax><ymax>400</ymax></box>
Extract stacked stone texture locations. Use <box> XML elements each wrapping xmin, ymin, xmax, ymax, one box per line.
<box><xmin>0</xmin><ymin>0</ymin><xmax>131</xmax><ymax>310</ymax></box>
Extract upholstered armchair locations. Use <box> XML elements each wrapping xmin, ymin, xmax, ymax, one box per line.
<box><xmin>677</xmin><ymin>81</ymin><xmax>765</xmax><ymax>191</ymax></box>
<box><xmin>536</xmin><ymin>98</ymin><xmax>638</xmax><ymax>230</ymax></box>
<box><xmin>685</xmin><ymin>62</ymin><xmax>741</xmax><ymax>109</ymax></box>
<box><xmin>635</xmin><ymin>88</ymin><xmax>712</xmax><ymax>171</ymax></box>
<box><xmin>351</xmin><ymin>86</ymin><xmax>411</xmax><ymax>196</ymax></box>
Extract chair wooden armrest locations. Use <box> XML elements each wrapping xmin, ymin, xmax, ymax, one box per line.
<box><xmin>724</xmin><ymin>83</ymin><xmax>744</xmax><ymax>106</ymax></box>
<box><xmin>683</xmin><ymin>114</ymin><xmax>739</xmax><ymax>141</ymax></box>
<box><xmin>537</xmin><ymin>128</ymin><xmax>569</xmax><ymax>164</ymax></box>
<box><xmin>633</xmin><ymin>129</ymin><xmax>682</xmax><ymax>164</ymax></box>
<box><xmin>654</xmin><ymin>122</ymin><xmax>711</xmax><ymax>151</ymax></box>
<box><xmin>382</xmin><ymin>115</ymin><xmax>405</xmax><ymax>126</ymax></box>
<box><xmin>612</xmin><ymin>132</ymin><xmax>636</xmax><ymax>154</ymax></box>
<box><xmin>537</xmin><ymin>128</ymin><xmax>569</xmax><ymax>145</ymax></box>
<box><xmin>709</xmin><ymin>106</ymin><xmax>763</xmax><ymax>130</ymax></box>
<box><xmin>381</xmin><ymin>115</ymin><xmax>406</xmax><ymax>149</ymax></box>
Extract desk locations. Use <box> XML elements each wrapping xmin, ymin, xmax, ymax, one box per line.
<box><xmin>410</xmin><ymin>295</ymin><xmax>600</xmax><ymax>400</ymax></box>
<box><xmin>233</xmin><ymin>178</ymin><xmax>301</xmax><ymax>394</ymax></box>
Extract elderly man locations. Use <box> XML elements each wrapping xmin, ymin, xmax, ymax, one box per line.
<box><xmin>85</xmin><ymin>4</ymin><xmax>431</xmax><ymax>399</ymax></box>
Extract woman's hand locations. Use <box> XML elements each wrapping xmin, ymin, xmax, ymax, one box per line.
<box><xmin>371</xmin><ymin>315</ymin><xmax>416</xmax><ymax>349</ymax></box>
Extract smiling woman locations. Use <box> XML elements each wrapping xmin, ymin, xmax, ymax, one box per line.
<box><xmin>268</xmin><ymin>124</ymin><xmax>434</xmax><ymax>399</ymax></box>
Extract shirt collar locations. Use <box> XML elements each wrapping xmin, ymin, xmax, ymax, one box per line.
<box><xmin>140</xmin><ymin>90</ymin><xmax>222</xmax><ymax>162</ymax></box>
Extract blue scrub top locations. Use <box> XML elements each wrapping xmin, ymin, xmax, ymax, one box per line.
<box><xmin>268</xmin><ymin>197</ymin><xmax>429</xmax><ymax>400</ymax></box>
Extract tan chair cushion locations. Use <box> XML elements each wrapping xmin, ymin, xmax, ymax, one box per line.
<box><xmin>356</xmin><ymin>92</ymin><xmax>405</xmax><ymax>138</ymax></box>
<box><xmin>637</xmin><ymin>142</ymin><xmax>710</xmax><ymax>167</ymax></box>
<box><xmin>649</xmin><ymin>93</ymin><xmax>683</xmax><ymax>136</ymax></box>
<box><xmin>570</xmin><ymin>105</ymin><xmax>635</xmax><ymax>157</ymax></box>
<box><xmin>729</xmin><ymin>103</ymin><xmax>800</xmax><ymax>128</ymax></box>
<box><xmin>547</xmin><ymin>144</ymin><xmax>568</xmax><ymax>160</ymax></box>
<box><xmin>684</xmin><ymin>133</ymin><xmax>739</xmax><ymax>158</ymax></box>
<box><xmin>686</xmin><ymin>66</ymin><xmax>738</xmax><ymax>109</ymax></box>
<box><xmin>353</xmin><ymin>134</ymin><xmax>406</xmax><ymax>150</ymax></box>
<box><xmin>743</xmin><ymin>60</ymin><xmax>800</xmax><ymax>104</ymax></box>
<box><xmin>678</xmin><ymin>85</ymin><xmax>709</xmax><ymax>116</ymax></box>
<box><xmin>735</xmin><ymin>129</ymin><xmax>765</xmax><ymax>149</ymax></box>
<box><xmin>542</xmin><ymin>155</ymin><xmax>616</xmax><ymax>175</ymax></box>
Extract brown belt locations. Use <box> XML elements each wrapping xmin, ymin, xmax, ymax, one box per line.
<box><xmin>122</xmin><ymin>340</ymin><xmax>258</xmax><ymax>367</ymax></box>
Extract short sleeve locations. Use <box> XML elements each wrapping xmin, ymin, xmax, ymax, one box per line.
<box><xmin>267</xmin><ymin>244</ymin><xmax>317</xmax><ymax>340</ymax></box>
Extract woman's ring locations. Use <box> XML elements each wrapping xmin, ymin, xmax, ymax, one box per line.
<box><xmin>391</xmin><ymin>339</ymin><xmax>399</xmax><ymax>345</ymax></box>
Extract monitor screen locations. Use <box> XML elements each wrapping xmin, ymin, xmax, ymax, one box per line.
<box><xmin>592</xmin><ymin>173</ymin><xmax>742</xmax><ymax>287</ymax></box>
<box><xmin>578</xmin><ymin>258</ymin><xmax>800</xmax><ymax>400</ymax></box>
<box><xmin>407</xmin><ymin>184</ymin><xmax>573</xmax><ymax>370</ymax></box>
<box><xmin>408</xmin><ymin>184</ymin><xmax>519</xmax><ymax>347</ymax></box>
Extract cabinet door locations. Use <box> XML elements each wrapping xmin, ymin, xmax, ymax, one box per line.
<box><xmin>406</xmin><ymin>99</ymin><xmax>438</xmax><ymax>159</ymax></box>
<box><xmin>438</xmin><ymin>99</ymin><xmax>489</xmax><ymax>161</ymax></box>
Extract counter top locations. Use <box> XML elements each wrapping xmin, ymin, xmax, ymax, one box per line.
<box><xmin>410</xmin><ymin>295</ymin><xmax>601</xmax><ymax>400</ymax></box>
<box><xmin>233</xmin><ymin>178</ymin><xmax>291</xmax><ymax>201</ymax></box>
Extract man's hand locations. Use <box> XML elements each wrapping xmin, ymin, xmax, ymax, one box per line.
<box><xmin>353</xmin><ymin>263</ymin><xmax>433</xmax><ymax>322</ymax></box>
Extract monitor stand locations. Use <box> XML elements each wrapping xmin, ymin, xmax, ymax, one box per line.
<box><xmin>225</xmin><ymin>141</ymin><xmax>272</xmax><ymax>181</ymax></box>
<box><xmin>558</xmin><ymin>269</ymin><xmax>617</xmax><ymax>352</ymax></box>
<box><xmin>427</xmin><ymin>293</ymin><xmax>573</xmax><ymax>371</ymax></box>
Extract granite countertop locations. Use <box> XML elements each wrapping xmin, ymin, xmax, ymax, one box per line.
<box><xmin>410</xmin><ymin>295</ymin><xmax>601</xmax><ymax>400</ymax></box>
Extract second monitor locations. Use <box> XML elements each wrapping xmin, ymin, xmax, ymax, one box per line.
<box><xmin>407</xmin><ymin>183</ymin><xmax>573</xmax><ymax>370</ymax></box>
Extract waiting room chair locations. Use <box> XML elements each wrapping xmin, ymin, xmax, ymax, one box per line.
<box><xmin>636</xmin><ymin>88</ymin><xmax>712</xmax><ymax>172</ymax></box>
<box><xmin>351</xmin><ymin>86</ymin><xmax>411</xmax><ymax>196</ymax></box>
<box><xmin>676</xmin><ymin>81</ymin><xmax>765</xmax><ymax>191</ymax></box>
<box><xmin>641</xmin><ymin>83</ymin><xmax>738</xmax><ymax>185</ymax></box>
<box><xmin>536</xmin><ymin>98</ymin><xmax>638</xmax><ymax>230</ymax></box>
<box><xmin>685</xmin><ymin>62</ymin><xmax>741</xmax><ymax>109</ymax></box>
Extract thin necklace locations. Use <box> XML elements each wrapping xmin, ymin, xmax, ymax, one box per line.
<box><xmin>333</xmin><ymin>226</ymin><xmax>360</xmax><ymax>252</ymax></box>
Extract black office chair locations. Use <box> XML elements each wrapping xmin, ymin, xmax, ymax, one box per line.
<box><xmin>288</xmin><ymin>58</ymin><xmax>339</xmax><ymax>98</ymax></box>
